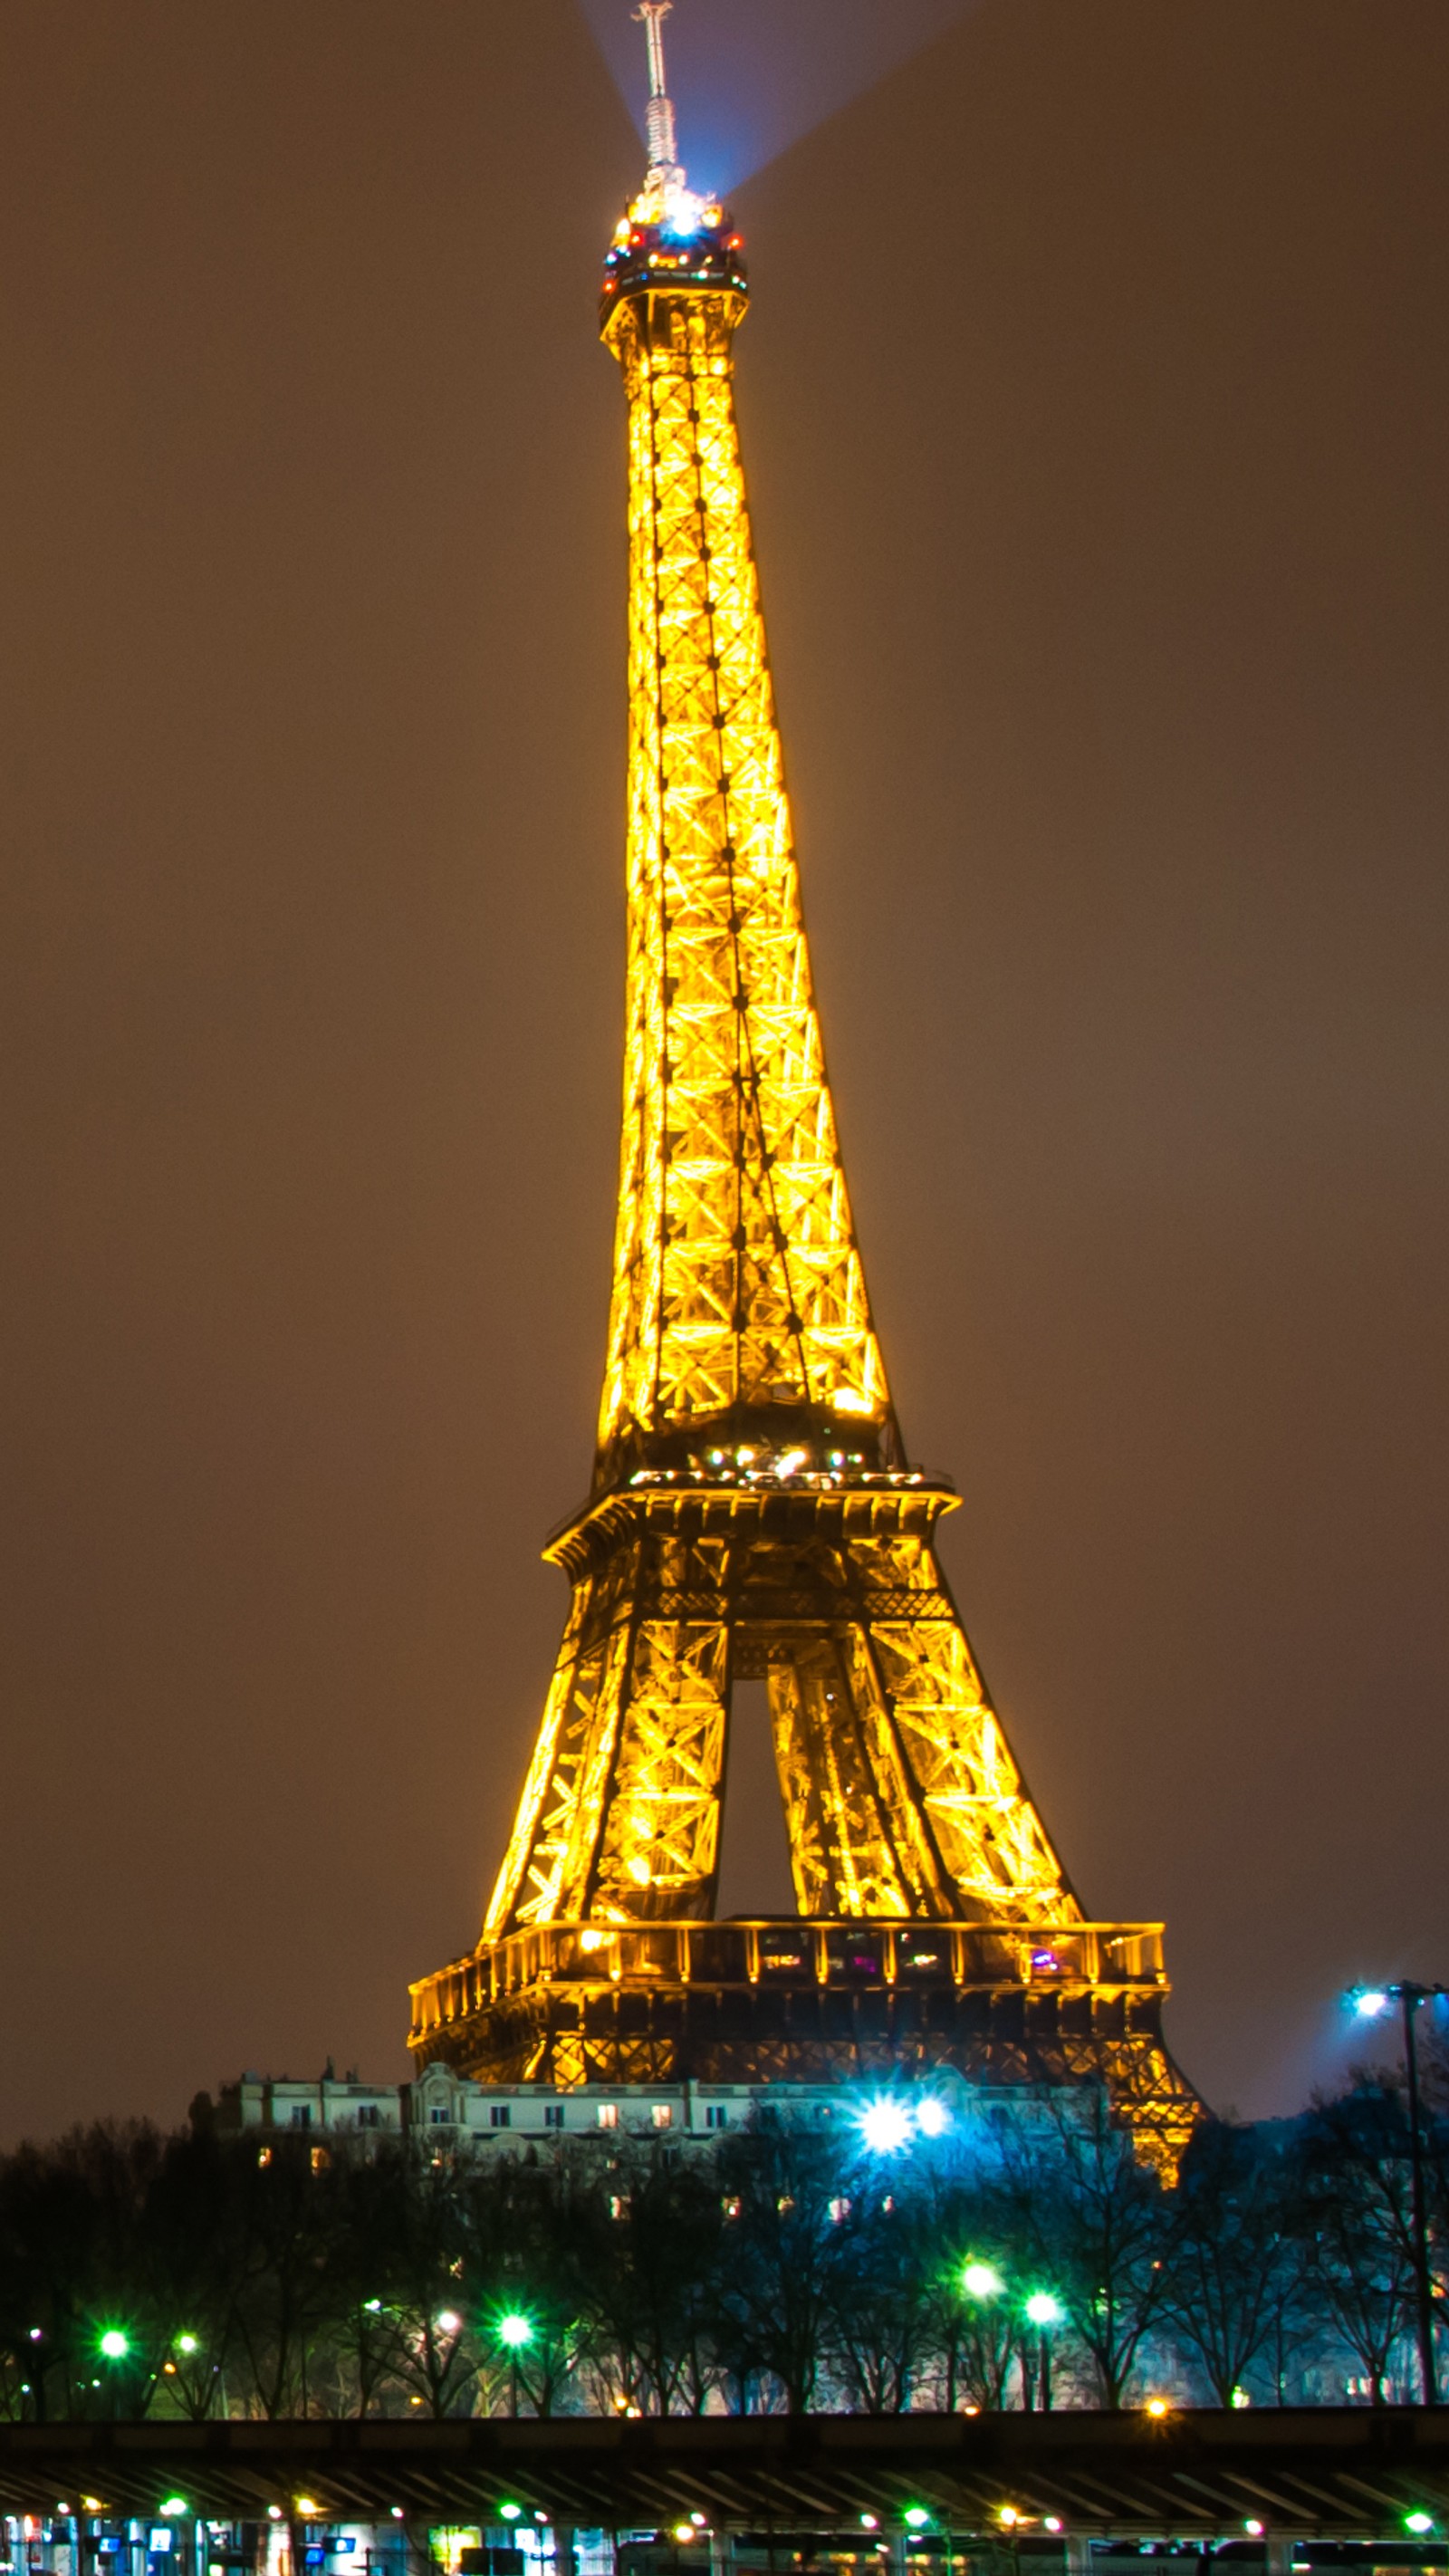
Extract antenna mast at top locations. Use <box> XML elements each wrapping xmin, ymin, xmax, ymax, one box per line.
<box><xmin>635</xmin><ymin>2</ymin><xmax>682</xmax><ymax>187</ymax></box>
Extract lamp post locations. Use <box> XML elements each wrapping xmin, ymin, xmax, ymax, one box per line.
<box><xmin>497</xmin><ymin>2312</ymin><xmax>534</xmax><ymax>2418</ymax></box>
<box><xmin>1347</xmin><ymin>1981</ymin><xmax>1446</xmax><ymax>2405</ymax></box>
<box><xmin>1024</xmin><ymin>2292</ymin><xmax>1063</xmax><ymax>2412</ymax></box>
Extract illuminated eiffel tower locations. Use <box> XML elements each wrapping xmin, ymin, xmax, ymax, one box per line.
<box><xmin>409</xmin><ymin>5</ymin><xmax>1195</xmax><ymax>2164</ymax></box>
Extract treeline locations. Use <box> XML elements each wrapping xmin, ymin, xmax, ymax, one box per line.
<box><xmin>0</xmin><ymin>2081</ymin><xmax>1444</xmax><ymax>2422</ymax></box>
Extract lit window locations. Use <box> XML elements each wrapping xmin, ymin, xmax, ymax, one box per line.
<box><xmin>651</xmin><ymin>2104</ymin><xmax>673</xmax><ymax>2129</ymax></box>
<box><xmin>597</xmin><ymin>2102</ymin><xmax>619</xmax><ymax>2129</ymax></box>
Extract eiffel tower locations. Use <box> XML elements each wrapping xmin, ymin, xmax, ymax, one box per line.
<box><xmin>409</xmin><ymin>6</ymin><xmax>1195</xmax><ymax>2166</ymax></box>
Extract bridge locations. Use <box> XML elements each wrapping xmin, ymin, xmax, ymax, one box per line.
<box><xmin>1</xmin><ymin>2411</ymin><xmax>1447</xmax><ymax>2542</ymax></box>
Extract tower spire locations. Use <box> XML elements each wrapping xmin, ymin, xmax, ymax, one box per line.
<box><xmin>635</xmin><ymin>2</ymin><xmax>683</xmax><ymax>189</ymax></box>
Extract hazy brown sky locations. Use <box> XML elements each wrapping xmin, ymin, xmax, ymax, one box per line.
<box><xmin>1</xmin><ymin>2</ymin><xmax>1445</xmax><ymax>2143</ymax></box>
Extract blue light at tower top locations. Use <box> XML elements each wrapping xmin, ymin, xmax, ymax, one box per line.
<box><xmin>599</xmin><ymin>3</ymin><xmax>748</xmax><ymax>322</ymax></box>
<box><xmin>580</xmin><ymin>0</ymin><xmax>984</xmax><ymax>198</ymax></box>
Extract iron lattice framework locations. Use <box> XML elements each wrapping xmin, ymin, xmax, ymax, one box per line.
<box><xmin>410</xmin><ymin>43</ymin><xmax>1195</xmax><ymax>2167</ymax></box>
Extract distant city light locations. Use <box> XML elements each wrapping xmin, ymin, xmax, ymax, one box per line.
<box><xmin>1044</xmin><ymin>2523</ymin><xmax>1062</xmax><ymax>2538</ymax></box>
<box><xmin>159</xmin><ymin>2502</ymin><xmax>187</xmax><ymax>2520</ymax></box>
<box><xmin>498</xmin><ymin>2505</ymin><xmax>523</xmax><ymax>2523</ymax></box>
<box><xmin>915</xmin><ymin>2099</ymin><xmax>949</xmax><ymax>2139</ymax></box>
<box><xmin>904</xmin><ymin>2511</ymin><xmax>929</xmax><ymax>2532</ymax></box>
<box><xmin>1244</xmin><ymin>2523</ymin><xmax>1264</xmax><ymax>2540</ymax></box>
<box><xmin>1145</xmin><ymin>2398</ymin><xmax>1170</xmax><ymax>2418</ymax></box>
<box><xmin>176</xmin><ymin>2336</ymin><xmax>198</xmax><ymax>2355</ymax></box>
<box><xmin>436</xmin><ymin>2311</ymin><xmax>462</xmax><ymax>2337</ymax></box>
<box><xmin>1406</xmin><ymin>2515</ymin><xmax>1435</xmax><ymax>2539</ymax></box>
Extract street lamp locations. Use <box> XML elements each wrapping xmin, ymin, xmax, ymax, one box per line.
<box><xmin>1345</xmin><ymin>1980</ymin><xmax>1447</xmax><ymax>2405</ymax></box>
<box><xmin>961</xmin><ymin>2263</ymin><xmax>1003</xmax><ymax>2302</ymax></box>
<box><xmin>495</xmin><ymin>2312</ymin><xmax>534</xmax><ymax>2417</ymax></box>
<box><xmin>859</xmin><ymin>2099</ymin><xmax>915</xmax><ymax>2156</ymax></box>
<box><xmin>1023</xmin><ymin>2292</ymin><xmax>1063</xmax><ymax>2412</ymax></box>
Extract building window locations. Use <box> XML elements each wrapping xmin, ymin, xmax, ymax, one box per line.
<box><xmin>705</xmin><ymin>2105</ymin><xmax>728</xmax><ymax>2130</ymax></box>
<box><xmin>490</xmin><ymin>2104</ymin><xmax>511</xmax><ymax>2129</ymax></box>
<box><xmin>544</xmin><ymin>2105</ymin><xmax>565</xmax><ymax>2129</ymax></box>
<box><xmin>357</xmin><ymin>2103</ymin><xmax>380</xmax><ymax>2129</ymax></box>
<box><xmin>428</xmin><ymin>2106</ymin><xmax>448</xmax><ymax>2127</ymax></box>
<box><xmin>651</xmin><ymin>2103</ymin><xmax>673</xmax><ymax>2129</ymax></box>
<box><xmin>597</xmin><ymin>2102</ymin><xmax>619</xmax><ymax>2129</ymax></box>
<box><xmin>290</xmin><ymin>2104</ymin><xmax>312</xmax><ymax>2129</ymax></box>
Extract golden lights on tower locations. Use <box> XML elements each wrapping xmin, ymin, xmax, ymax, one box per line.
<box><xmin>409</xmin><ymin>5</ymin><xmax>1195</xmax><ymax>2167</ymax></box>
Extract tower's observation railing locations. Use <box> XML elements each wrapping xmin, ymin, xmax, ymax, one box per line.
<box><xmin>410</xmin><ymin>1917</ymin><xmax>1167</xmax><ymax>2053</ymax></box>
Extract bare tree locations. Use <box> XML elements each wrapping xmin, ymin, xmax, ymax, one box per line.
<box><xmin>999</xmin><ymin>2090</ymin><xmax>1171</xmax><ymax>2408</ymax></box>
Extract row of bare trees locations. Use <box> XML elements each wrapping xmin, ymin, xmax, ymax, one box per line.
<box><xmin>0</xmin><ymin>2080</ymin><xmax>1443</xmax><ymax>2421</ymax></box>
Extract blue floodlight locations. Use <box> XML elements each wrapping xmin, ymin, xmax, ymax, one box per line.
<box><xmin>858</xmin><ymin>2097</ymin><xmax>914</xmax><ymax>2155</ymax></box>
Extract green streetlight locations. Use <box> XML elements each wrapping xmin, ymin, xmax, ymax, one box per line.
<box><xmin>961</xmin><ymin>2263</ymin><xmax>1003</xmax><ymax>2301</ymax></box>
<box><xmin>1022</xmin><ymin>2290</ymin><xmax>1063</xmax><ymax>2411</ymax></box>
<box><xmin>495</xmin><ymin>2312</ymin><xmax>535</xmax><ymax>2417</ymax></box>
<box><xmin>98</xmin><ymin>2331</ymin><xmax>130</xmax><ymax>2361</ymax></box>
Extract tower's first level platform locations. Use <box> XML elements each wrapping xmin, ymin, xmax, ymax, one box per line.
<box><xmin>408</xmin><ymin>1914</ymin><xmax>1196</xmax><ymax>2170</ymax></box>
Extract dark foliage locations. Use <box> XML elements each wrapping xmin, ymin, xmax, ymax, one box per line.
<box><xmin>0</xmin><ymin>2086</ymin><xmax>1442</xmax><ymax>2417</ymax></box>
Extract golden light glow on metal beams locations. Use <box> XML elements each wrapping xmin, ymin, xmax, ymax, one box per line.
<box><xmin>595</xmin><ymin>226</ymin><xmax>888</xmax><ymax>1478</ymax></box>
<box><xmin>481</xmin><ymin>1473</ymin><xmax>1076</xmax><ymax>1943</ymax></box>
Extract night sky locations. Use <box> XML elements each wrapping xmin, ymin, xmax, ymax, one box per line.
<box><xmin>1</xmin><ymin>3</ymin><xmax>1445</xmax><ymax>2146</ymax></box>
